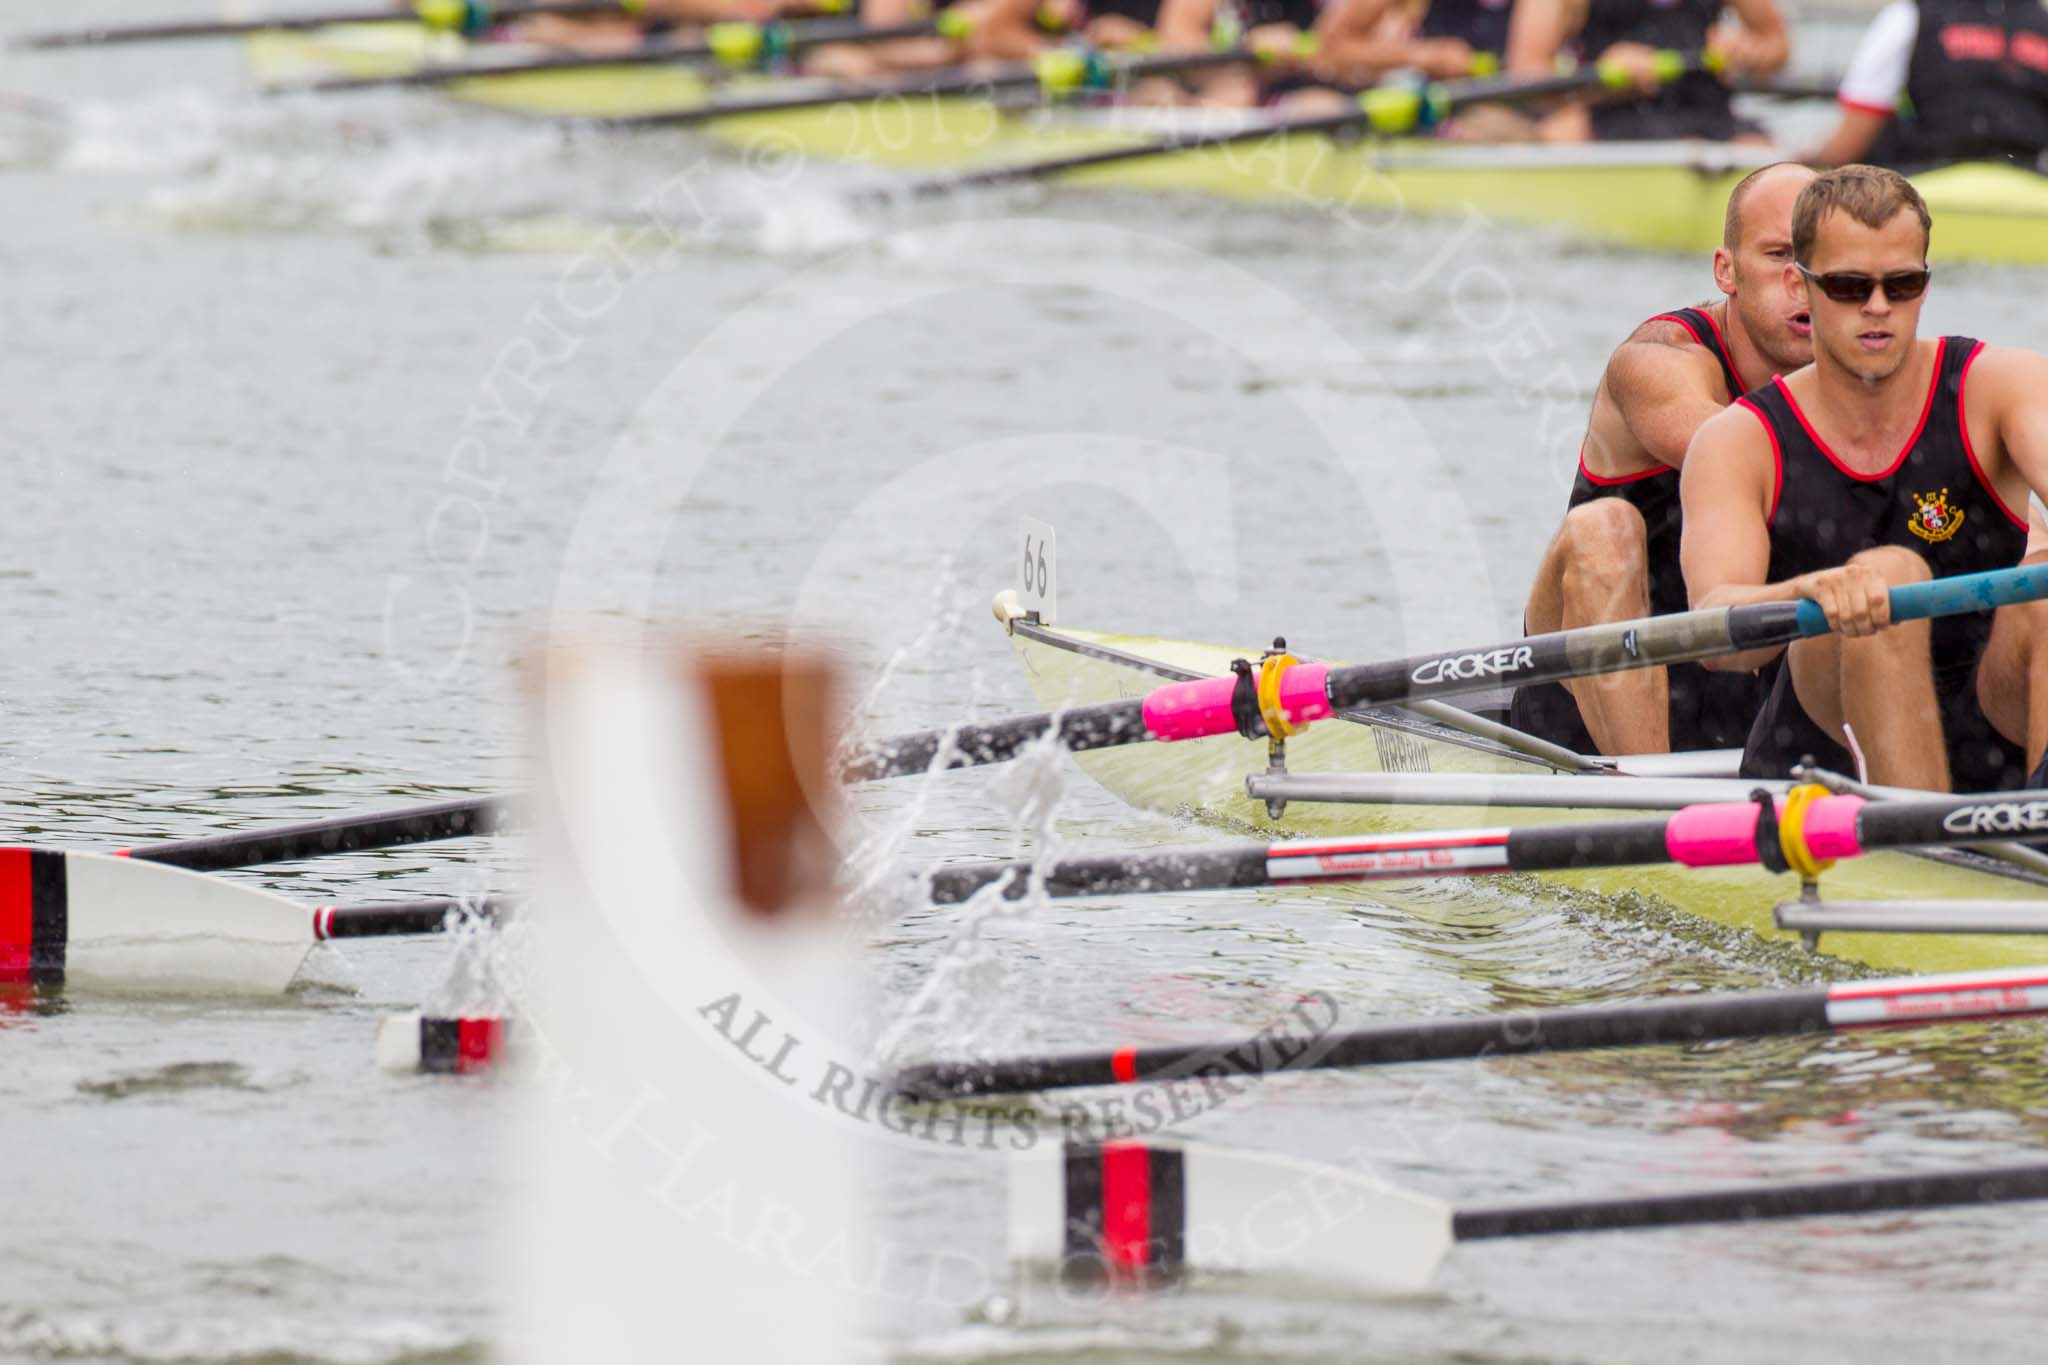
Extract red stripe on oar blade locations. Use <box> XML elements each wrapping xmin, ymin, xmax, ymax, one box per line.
<box><xmin>0</xmin><ymin>848</ymin><xmax>32</xmax><ymax>982</ymax></box>
<box><xmin>456</xmin><ymin>1018</ymin><xmax>503</xmax><ymax>1073</ymax></box>
<box><xmin>1100</xmin><ymin>1142</ymin><xmax>1152</xmax><ymax>1272</ymax></box>
<box><xmin>1111</xmin><ymin>1046</ymin><xmax>1137</xmax><ymax>1084</ymax></box>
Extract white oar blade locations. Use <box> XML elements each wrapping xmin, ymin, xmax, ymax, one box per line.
<box><xmin>6</xmin><ymin>850</ymin><xmax>315</xmax><ymax>996</ymax></box>
<box><xmin>1010</xmin><ymin>1141</ymin><xmax>1452</xmax><ymax>1294</ymax></box>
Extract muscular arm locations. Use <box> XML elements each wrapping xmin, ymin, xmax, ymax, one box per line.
<box><xmin>1601</xmin><ymin>326</ymin><xmax>1734</xmax><ymax>471</ymax></box>
<box><xmin>1982</xmin><ymin>348</ymin><xmax>2048</xmax><ymax>513</ymax></box>
<box><xmin>1679</xmin><ymin>403</ymin><xmax>1787</xmax><ymax>670</ymax></box>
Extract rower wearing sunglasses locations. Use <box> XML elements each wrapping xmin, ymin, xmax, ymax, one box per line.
<box><xmin>1681</xmin><ymin>164</ymin><xmax>2048</xmax><ymax>792</ymax></box>
<box><xmin>1509</xmin><ymin>161</ymin><xmax>1814</xmax><ymax>758</ymax></box>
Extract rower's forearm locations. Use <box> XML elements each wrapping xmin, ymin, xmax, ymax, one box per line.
<box><xmin>1308</xmin><ymin>36</ymin><xmax>1411</xmax><ymax>84</ymax></box>
<box><xmin>1741</xmin><ymin>25</ymin><xmax>1789</xmax><ymax>74</ymax></box>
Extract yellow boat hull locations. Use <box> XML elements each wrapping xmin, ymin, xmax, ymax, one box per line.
<box><xmin>1006</xmin><ymin>618</ymin><xmax>2048</xmax><ymax>975</ymax></box>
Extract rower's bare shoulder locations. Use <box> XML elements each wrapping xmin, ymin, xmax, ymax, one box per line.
<box><xmin>1621</xmin><ymin>314</ymin><xmax>1702</xmax><ymax>349</ymax></box>
<box><xmin>1605</xmin><ymin>315</ymin><xmax>1721</xmax><ymax>389</ymax></box>
<box><xmin>1960</xmin><ymin>341</ymin><xmax>2048</xmax><ymax>398</ymax></box>
<box><xmin>1686</xmin><ymin>397</ymin><xmax>1774</xmax><ymax>467</ymax></box>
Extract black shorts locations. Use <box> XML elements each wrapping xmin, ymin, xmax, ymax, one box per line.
<box><xmin>1509</xmin><ymin>660</ymin><xmax>1764</xmax><ymax>755</ymax></box>
<box><xmin>1739</xmin><ymin>658</ymin><xmax>2030</xmax><ymax>792</ymax></box>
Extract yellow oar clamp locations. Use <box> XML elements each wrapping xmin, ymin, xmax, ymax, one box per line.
<box><xmin>1033</xmin><ymin>47</ymin><xmax>1112</xmax><ymax>94</ymax></box>
<box><xmin>1776</xmin><ymin>782</ymin><xmax>1837</xmax><ymax>880</ymax></box>
<box><xmin>707</xmin><ymin>21</ymin><xmax>768</xmax><ymax>68</ymax></box>
<box><xmin>1256</xmin><ymin>651</ymin><xmax>1303</xmax><ymax>740</ymax></box>
<box><xmin>414</xmin><ymin>0</ymin><xmax>482</xmax><ymax>35</ymax></box>
<box><xmin>1595</xmin><ymin>47</ymin><xmax>1688</xmax><ymax>90</ymax></box>
<box><xmin>1358</xmin><ymin>82</ymin><xmax>1445</xmax><ymax>135</ymax></box>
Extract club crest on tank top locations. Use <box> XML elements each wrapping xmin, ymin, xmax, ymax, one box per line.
<box><xmin>1736</xmin><ymin>336</ymin><xmax>2028</xmax><ymax>687</ymax></box>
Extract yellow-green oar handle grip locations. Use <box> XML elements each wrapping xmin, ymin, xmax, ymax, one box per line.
<box><xmin>706</xmin><ymin>20</ymin><xmax>766</xmax><ymax>66</ymax></box>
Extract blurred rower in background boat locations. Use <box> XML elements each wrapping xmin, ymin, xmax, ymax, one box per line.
<box><xmin>805</xmin><ymin>0</ymin><xmax>1031</xmax><ymax>76</ymax></box>
<box><xmin>1682</xmin><ymin>165</ymin><xmax>2048</xmax><ymax>791</ymax></box>
<box><xmin>1503</xmin><ymin>0</ymin><xmax>1787</xmax><ymax>141</ymax></box>
<box><xmin>810</xmin><ymin>0</ymin><xmax>1157</xmax><ymax>80</ymax></box>
<box><xmin>513</xmin><ymin>0</ymin><xmax>856</xmax><ymax>53</ymax></box>
<box><xmin>1808</xmin><ymin>0</ymin><xmax>2048</xmax><ymax>170</ymax></box>
<box><xmin>1311</xmin><ymin>0</ymin><xmax>1512</xmax><ymax>85</ymax></box>
<box><xmin>1509</xmin><ymin>162</ymin><xmax>1815</xmax><ymax>757</ymax></box>
<box><xmin>1141</xmin><ymin>0</ymin><xmax>1331</xmax><ymax>106</ymax></box>
<box><xmin>1300</xmin><ymin>0</ymin><xmax>1516</xmax><ymax>128</ymax></box>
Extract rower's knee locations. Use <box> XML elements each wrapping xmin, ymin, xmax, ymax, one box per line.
<box><xmin>1556</xmin><ymin>500</ymin><xmax>1651</xmax><ymax>620</ymax></box>
<box><xmin>1558</xmin><ymin>498</ymin><xmax>1649</xmax><ymax>583</ymax></box>
<box><xmin>1848</xmin><ymin>543</ymin><xmax>1932</xmax><ymax>586</ymax></box>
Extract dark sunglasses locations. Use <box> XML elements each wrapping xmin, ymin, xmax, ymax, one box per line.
<box><xmin>1796</xmin><ymin>263</ymin><xmax>1932</xmax><ymax>304</ymax></box>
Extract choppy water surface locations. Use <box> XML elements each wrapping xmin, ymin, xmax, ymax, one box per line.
<box><xmin>5</xmin><ymin>4</ymin><xmax>2048</xmax><ymax>1361</ymax></box>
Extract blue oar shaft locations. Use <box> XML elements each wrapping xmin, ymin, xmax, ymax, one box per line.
<box><xmin>1798</xmin><ymin>562</ymin><xmax>2048</xmax><ymax>635</ymax></box>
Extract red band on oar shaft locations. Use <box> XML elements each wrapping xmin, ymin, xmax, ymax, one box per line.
<box><xmin>457</xmin><ymin>1018</ymin><xmax>503</xmax><ymax>1073</ymax></box>
<box><xmin>1111</xmin><ymin>1046</ymin><xmax>1138</xmax><ymax>1084</ymax></box>
<box><xmin>0</xmin><ymin>848</ymin><xmax>30</xmax><ymax>981</ymax></box>
<box><xmin>1100</xmin><ymin>1142</ymin><xmax>1153</xmax><ymax>1271</ymax></box>
<box><xmin>0</xmin><ymin>849</ymin><xmax>66</xmax><ymax>988</ymax></box>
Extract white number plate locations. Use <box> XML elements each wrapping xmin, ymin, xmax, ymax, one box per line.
<box><xmin>1019</xmin><ymin>518</ymin><xmax>1057</xmax><ymax>625</ymax></box>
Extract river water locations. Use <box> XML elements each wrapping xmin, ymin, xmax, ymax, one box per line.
<box><xmin>4</xmin><ymin>4</ymin><xmax>2048</xmax><ymax>1361</ymax></box>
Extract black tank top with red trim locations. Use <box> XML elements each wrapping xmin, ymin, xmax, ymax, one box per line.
<box><xmin>1737</xmin><ymin>336</ymin><xmax>2028</xmax><ymax>690</ymax></box>
<box><xmin>1565</xmin><ymin>305</ymin><xmax>1742</xmax><ymax>618</ymax></box>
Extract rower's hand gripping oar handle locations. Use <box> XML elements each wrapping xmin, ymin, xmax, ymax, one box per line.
<box><xmin>1793</xmin><ymin>561</ymin><xmax>2048</xmax><ymax>636</ymax></box>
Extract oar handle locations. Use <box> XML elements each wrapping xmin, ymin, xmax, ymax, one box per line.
<box><xmin>1796</xmin><ymin>562</ymin><xmax>2048</xmax><ymax>637</ymax></box>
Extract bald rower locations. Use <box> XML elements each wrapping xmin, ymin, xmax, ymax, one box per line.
<box><xmin>1508</xmin><ymin>162</ymin><xmax>1818</xmax><ymax>758</ymax></box>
